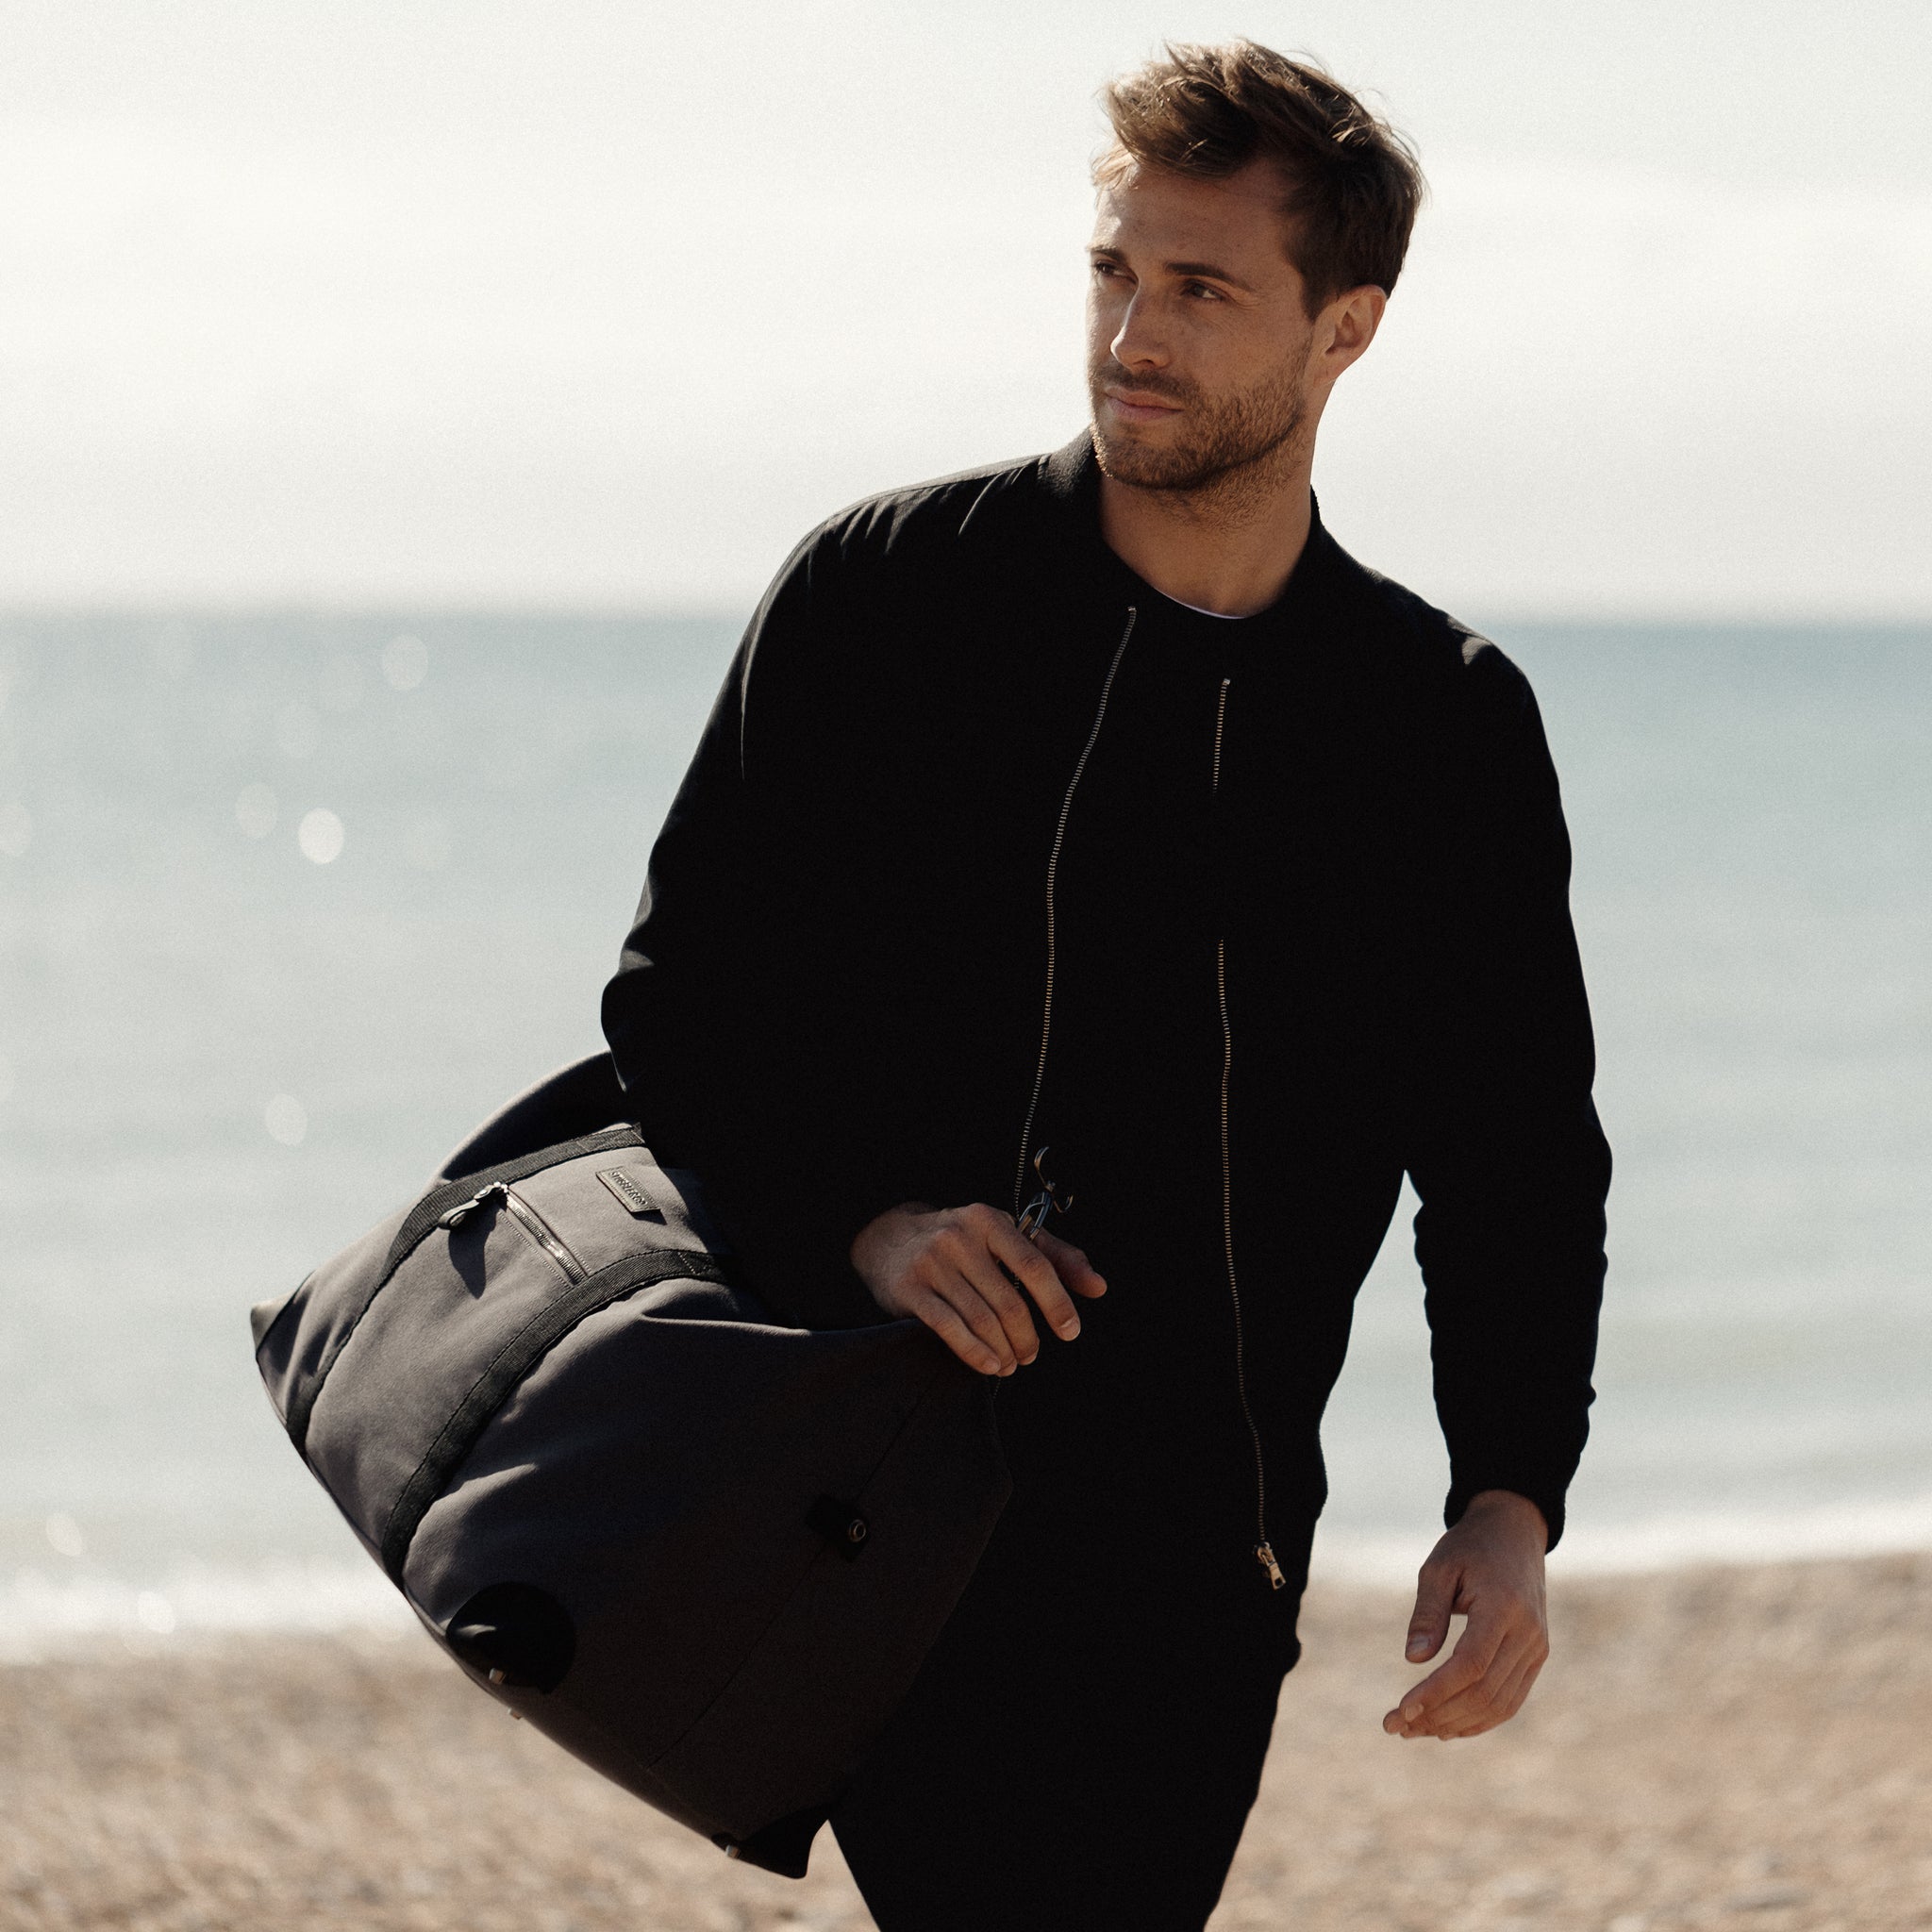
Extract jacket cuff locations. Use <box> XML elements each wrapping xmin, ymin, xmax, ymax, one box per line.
<box><xmin>1443</xmin><ymin>1477</ymin><xmax>1566</xmax><ymax>1554</ymax></box>
<box><xmin>712</xmin><ymin>1173</ymin><xmax>909</xmax><ymax>1333</ymax></box>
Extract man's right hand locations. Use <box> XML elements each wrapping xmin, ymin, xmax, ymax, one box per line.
<box><xmin>850</xmin><ymin>1202</ymin><xmax>1107</xmax><ymax>1376</ymax></box>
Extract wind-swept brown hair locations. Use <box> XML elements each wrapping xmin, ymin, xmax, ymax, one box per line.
<box><xmin>1097</xmin><ymin>41</ymin><xmax>1424</xmax><ymax>316</ymax></box>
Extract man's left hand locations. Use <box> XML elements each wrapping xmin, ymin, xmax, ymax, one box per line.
<box><xmin>1382</xmin><ymin>1489</ymin><xmax>1550</xmax><ymax>1741</ymax></box>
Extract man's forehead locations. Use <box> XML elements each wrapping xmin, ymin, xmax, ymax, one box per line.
<box><xmin>1090</xmin><ymin>158</ymin><xmax>1295</xmax><ymax>265</ymax></box>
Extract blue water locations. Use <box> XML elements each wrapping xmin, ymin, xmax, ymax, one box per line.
<box><xmin>2</xmin><ymin>617</ymin><xmax>1927</xmax><ymax>1641</ymax></box>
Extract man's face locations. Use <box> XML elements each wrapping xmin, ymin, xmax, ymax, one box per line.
<box><xmin>1086</xmin><ymin>158</ymin><xmax>1319</xmax><ymax>493</ymax></box>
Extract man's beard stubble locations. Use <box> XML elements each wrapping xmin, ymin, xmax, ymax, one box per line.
<box><xmin>1088</xmin><ymin>351</ymin><xmax>1309</xmax><ymax>522</ymax></box>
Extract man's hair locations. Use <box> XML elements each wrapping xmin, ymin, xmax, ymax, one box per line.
<box><xmin>1096</xmin><ymin>40</ymin><xmax>1424</xmax><ymax>316</ymax></box>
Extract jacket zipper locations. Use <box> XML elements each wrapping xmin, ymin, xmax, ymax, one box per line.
<box><xmin>1214</xmin><ymin>677</ymin><xmax>1286</xmax><ymax>1591</ymax></box>
<box><xmin>1010</xmin><ymin>607</ymin><xmax>1140</xmax><ymax>1221</ymax></box>
<box><xmin>438</xmin><ymin>1182</ymin><xmax>589</xmax><ymax>1285</ymax></box>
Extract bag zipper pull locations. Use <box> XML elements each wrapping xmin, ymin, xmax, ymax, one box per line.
<box><xmin>439</xmin><ymin>1181</ymin><xmax>508</xmax><ymax>1231</ymax></box>
<box><xmin>1255</xmin><ymin>1541</ymin><xmax>1287</xmax><ymax>1591</ymax></box>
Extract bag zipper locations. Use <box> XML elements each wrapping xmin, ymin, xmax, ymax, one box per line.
<box><xmin>438</xmin><ymin>1181</ymin><xmax>589</xmax><ymax>1286</ymax></box>
<box><xmin>1214</xmin><ymin>676</ymin><xmax>1286</xmax><ymax>1592</ymax></box>
<box><xmin>1010</xmin><ymin>607</ymin><xmax>1140</xmax><ymax>1221</ymax></box>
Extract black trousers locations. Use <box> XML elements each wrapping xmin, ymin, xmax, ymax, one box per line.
<box><xmin>830</xmin><ymin>1394</ymin><xmax>1310</xmax><ymax>1932</ymax></box>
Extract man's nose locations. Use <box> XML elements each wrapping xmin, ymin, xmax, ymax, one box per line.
<box><xmin>1110</xmin><ymin>292</ymin><xmax>1170</xmax><ymax>370</ymax></box>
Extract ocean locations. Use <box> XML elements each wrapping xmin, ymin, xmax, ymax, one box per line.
<box><xmin>1</xmin><ymin>616</ymin><xmax>1926</xmax><ymax>1652</ymax></box>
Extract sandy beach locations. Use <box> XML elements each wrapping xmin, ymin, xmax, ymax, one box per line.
<box><xmin>3</xmin><ymin>1551</ymin><xmax>1926</xmax><ymax>1931</ymax></box>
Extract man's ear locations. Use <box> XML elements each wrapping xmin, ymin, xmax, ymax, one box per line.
<box><xmin>1316</xmin><ymin>284</ymin><xmax>1388</xmax><ymax>384</ymax></box>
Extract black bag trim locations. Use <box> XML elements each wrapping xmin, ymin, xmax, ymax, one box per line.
<box><xmin>379</xmin><ymin>1243</ymin><xmax>730</xmax><ymax>1585</ymax></box>
<box><xmin>284</xmin><ymin>1124</ymin><xmax>645</xmax><ymax>1456</ymax></box>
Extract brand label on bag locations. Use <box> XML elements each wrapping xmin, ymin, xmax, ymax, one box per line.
<box><xmin>596</xmin><ymin>1165</ymin><xmax>664</xmax><ymax>1219</ymax></box>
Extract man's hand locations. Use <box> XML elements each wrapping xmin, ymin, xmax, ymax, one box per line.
<box><xmin>851</xmin><ymin>1202</ymin><xmax>1107</xmax><ymax>1376</ymax></box>
<box><xmin>1383</xmin><ymin>1489</ymin><xmax>1550</xmax><ymax>1741</ymax></box>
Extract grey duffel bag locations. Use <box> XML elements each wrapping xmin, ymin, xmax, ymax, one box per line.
<box><xmin>251</xmin><ymin>1054</ymin><xmax>1010</xmax><ymax>1878</ymax></box>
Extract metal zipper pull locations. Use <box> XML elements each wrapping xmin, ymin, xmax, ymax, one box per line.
<box><xmin>438</xmin><ymin>1181</ymin><xmax>588</xmax><ymax>1284</ymax></box>
<box><xmin>1255</xmin><ymin>1541</ymin><xmax>1287</xmax><ymax>1591</ymax></box>
<box><xmin>438</xmin><ymin>1181</ymin><xmax>508</xmax><ymax>1231</ymax></box>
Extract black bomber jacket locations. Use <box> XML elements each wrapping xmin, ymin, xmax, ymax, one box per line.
<box><xmin>603</xmin><ymin>434</ymin><xmax>1611</xmax><ymax>1549</ymax></box>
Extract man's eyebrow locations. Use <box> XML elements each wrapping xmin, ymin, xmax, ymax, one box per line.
<box><xmin>1164</xmin><ymin>258</ymin><xmax>1256</xmax><ymax>292</ymax></box>
<box><xmin>1086</xmin><ymin>245</ymin><xmax>1256</xmax><ymax>293</ymax></box>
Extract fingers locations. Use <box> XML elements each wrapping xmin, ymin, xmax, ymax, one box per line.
<box><xmin>1030</xmin><ymin>1228</ymin><xmax>1108</xmax><ymax>1299</ymax></box>
<box><xmin>951</xmin><ymin>1214</ymin><xmax>1047</xmax><ymax>1364</ymax></box>
<box><xmin>1381</xmin><ymin>1634</ymin><xmax>1492</xmax><ymax>1736</ymax></box>
<box><xmin>1378</xmin><ymin>1495</ymin><xmax>1553</xmax><ymax>1742</ymax></box>
<box><xmin>979</xmin><ymin>1217</ymin><xmax>1080</xmax><ymax>1344</ymax></box>
<box><xmin>908</xmin><ymin>1206</ymin><xmax>1113</xmax><ymax>1375</ymax></box>
<box><xmin>1406</xmin><ymin>1635</ymin><xmax>1538</xmax><ymax>1737</ymax></box>
<box><xmin>1420</xmin><ymin>1635</ymin><xmax>1547</xmax><ymax>1739</ymax></box>
<box><xmin>900</xmin><ymin>1212</ymin><xmax>1030</xmax><ymax>1370</ymax></box>
<box><xmin>1404</xmin><ymin>1553</ymin><xmax>1457</xmax><ymax>1664</ymax></box>
<box><xmin>1395</xmin><ymin>1565</ymin><xmax>1499</xmax><ymax>1715</ymax></box>
<box><xmin>902</xmin><ymin>1284</ymin><xmax>1006</xmax><ymax>1377</ymax></box>
<box><xmin>1383</xmin><ymin>1598</ymin><xmax>1549</xmax><ymax>1740</ymax></box>
<box><xmin>1433</xmin><ymin>1642</ymin><xmax>1547</xmax><ymax>1739</ymax></box>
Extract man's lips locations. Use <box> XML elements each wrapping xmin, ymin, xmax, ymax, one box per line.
<box><xmin>1105</xmin><ymin>389</ymin><xmax>1183</xmax><ymax>425</ymax></box>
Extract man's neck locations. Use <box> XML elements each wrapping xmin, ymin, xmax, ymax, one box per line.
<box><xmin>1096</xmin><ymin>450</ymin><xmax>1314</xmax><ymax>619</ymax></box>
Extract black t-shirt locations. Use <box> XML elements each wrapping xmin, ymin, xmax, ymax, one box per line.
<box><xmin>999</xmin><ymin>572</ymin><xmax>1297</xmax><ymax>1539</ymax></box>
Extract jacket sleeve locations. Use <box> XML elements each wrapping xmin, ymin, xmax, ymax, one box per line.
<box><xmin>599</xmin><ymin>537</ymin><xmax>899</xmax><ymax>1330</ymax></box>
<box><xmin>1406</xmin><ymin>643</ymin><xmax>1611</xmax><ymax>1552</ymax></box>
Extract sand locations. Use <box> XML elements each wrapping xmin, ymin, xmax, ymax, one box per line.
<box><xmin>3</xmin><ymin>1552</ymin><xmax>1928</xmax><ymax>1931</ymax></box>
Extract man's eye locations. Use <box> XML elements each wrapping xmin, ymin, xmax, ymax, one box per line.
<box><xmin>1183</xmin><ymin>280</ymin><xmax>1223</xmax><ymax>301</ymax></box>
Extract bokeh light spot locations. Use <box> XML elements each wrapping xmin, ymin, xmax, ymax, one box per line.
<box><xmin>235</xmin><ymin>783</ymin><xmax>277</xmax><ymax>839</ymax></box>
<box><xmin>382</xmin><ymin>633</ymin><xmax>428</xmax><ymax>691</ymax></box>
<box><xmin>45</xmin><ymin>1512</ymin><xmax>85</xmax><ymax>1558</ymax></box>
<box><xmin>265</xmin><ymin>1094</ymin><xmax>308</xmax><ymax>1145</ymax></box>
<box><xmin>298</xmin><ymin>808</ymin><xmax>344</xmax><ymax>864</ymax></box>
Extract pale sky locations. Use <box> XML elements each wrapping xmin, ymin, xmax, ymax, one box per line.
<box><xmin>3</xmin><ymin>0</ymin><xmax>1927</xmax><ymax>618</ymax></box>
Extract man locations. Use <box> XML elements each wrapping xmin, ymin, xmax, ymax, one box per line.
<box><xmin>604</xmin><ymin>39</ymin><xmax>1609</xmax><ymax>1931</ymax></box>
